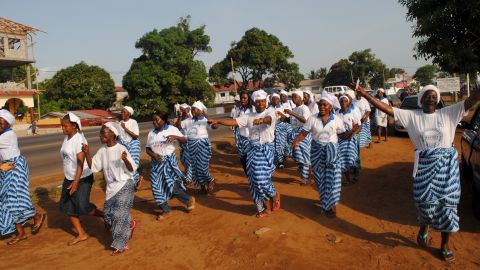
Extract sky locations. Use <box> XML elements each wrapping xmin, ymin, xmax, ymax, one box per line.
<box><xmin>3</xmin><ymin>0</ymin><xmax>431</xmax><ymax>85</ymax></box>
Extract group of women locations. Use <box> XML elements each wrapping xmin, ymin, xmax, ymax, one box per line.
<box><xmin>1</xmin><ymin>84</ymin><xmax>478</xmax><ymax>262</ymax></box>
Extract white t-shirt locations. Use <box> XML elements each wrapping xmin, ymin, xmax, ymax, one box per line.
<box><xmin>376</xmin><ymin>98</ymin><xmax>390</xmax><ymax>118</ymax></box>
<box><xmin>146</xmin><ymin>125</ymin><xmax>184</xmax><ymax>156</ymax></box>
<box><xmin>303</xmin><ymin>113</ymin><xmax>346</xmax><ymax>144</ymax></box>
<box><xmin>91</xmin><ymin>143</ymin><xmax>137</xmax><ymax>200</ymax></box>
<box><xmin>118</xmin><ymin>118</ymin><xmax>139</xmax><ymax>143</ymax></box>
<box><xmin>354</xmin><ymin>97</ymin><xmax>371</xmax><ymax>120</ymax></box>
<box><xmin>233</xmin><ymin>106</ymin><xmax>253</xmax><ymax>137</ymax></box>
<box><xmin>290</xmin><ymin>104</ymin><xmax>312</xmax><ymax>129</ymax></box>
<box><xmin>393</xmin><ymin>101</ymin><xmax>465</xmax><ymax>149</ymax></box>
<box><xmin>60</xmin><ymin>132</ymin><xmax>92</xmax><ymax>181</ymax></box>
<box><xmin>336</xmin><ymin>108</ymin><xmax>362</xmax><ymax>130</ymax></box>
<box><xmin>0</xmin><ymin>129</ymin><xmax>21</xmax><ymax>161</ymax></box>
<box><xmin>307</xmin><ymin>102</ymin><xmax>319</xmax><ymax>115</ymax></box>
<box><xmin>280</xmin><ymin>102</ymin><xmax>292</xmax><ymax>117</ymax></box>
<box><xmin>236</xmin><ymin>109</ymin><xmax>277</xmax><ymax>144</ymax></box>
<box><xmin>181</xmin><ymin>117</ymin><xmax>211</xmax><ymax>139</ymax></box>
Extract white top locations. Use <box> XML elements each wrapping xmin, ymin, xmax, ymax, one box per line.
<box><xmin>307</xmin><ymin>102</ymin><xmax>319</xmax><ymax>115</ymax></box>
<box><xmin>236</xmin><ymin>109</ymin><xmax>277</xmax><ymax>144</ymax></box>
<box><xmin>376</xmin><ymin>98</ymin><xmax>390</xmax><ymax>118</ymax></box>
<box><xmin>181</xmin><ymin>117</ymin><xmax>211</xmax><ymax>139</ymax></box>
<box><xmin>354</xmin><ymin>97</ymin><xmax>371</xmax><ymax>120</ymax></box>
<box><xmin>60</xmin><ymin>132</ymin><xmax>92</xmax><ymax>181</ymax></box>
<box><xmin>233</xmin><ymin>106</ymin><xmax>253</xmax><ymax>137</ymax></box>
<box><xmin>290</xmin><ymin>104</ymin><xmax>312</xmax><ymax>129</ymax></box>
<box><xmin>336</xmin><ymin>107</ymin><xmax>362</xmax><ymax>130</ymax></box>
<box><xmin>0</xmin><ymin>129</ymin><xmax>21</xmax><ymax>161</ymax></box>
<box><xmin>303</xmin><ymin>113</ymin><xmax>346</xmax><ymax>143</ymax></box>
<box><xmin>119</xmin><ymin>118</ymin><xmax>139</xmax><ymax>143</ymax></box>
<box><xmin>146</xmin><ymin>125</ymin><xmax>184</xmax><ymax>156</ymax></box>
<box><xmin>393</xmin><ymin>101</ymin><xmax>465</xmax><ymax>149</ymax></box>
<box><xmin>280</xmin><ymin>102</ymin><xmax>293</xmax><ymax>117</ymax></box>
<box><xmin>91</xmin><ymin>143</ymin><xmax>137</xmax><ymax>200</ymax></box>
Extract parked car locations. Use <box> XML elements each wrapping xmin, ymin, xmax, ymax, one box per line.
<box><xmin>323</xmin><ymin>85</ymin><xmax>351</xmax><ymax>96</ymax></box>
<box><xmin>393</xmin><ymin>95</ymin><xmax>445</xmax><ymax>133</ymax></box>
<box><xmin>460</xmin><ymin>107</ymin><xmax>480</xmax><ymax>219</ymax></box>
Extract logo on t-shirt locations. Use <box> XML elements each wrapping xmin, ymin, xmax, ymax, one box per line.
<box><xmin>318</xmin><ymin>131</ymin><xmax>330</xmax><ymax>142</ymax></box>
<box><xmin>422</xmin><ymin>128</ymin><xmax>442</xmax><ymax>148</ymax></box>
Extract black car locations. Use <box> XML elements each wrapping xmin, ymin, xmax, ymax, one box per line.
<box><xmin>460</xmin><ymin>107</ymin><xmax>480</xmax><ymax>219</ymax></box>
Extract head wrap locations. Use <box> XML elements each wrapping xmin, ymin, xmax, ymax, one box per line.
<box><xmin>251</xmin><ymin>89</ymin><xmax>268</xmax><ymax>102</ymax></box>
<box><xmin>123</xmin><ymin>106</ymin><xmax>134</xmax><ymax>115</ymax></box>
<box><xmin>279</xmin><ymin>90</ymin><xmax>288</xmax><ymax>96</ymax></box>
<box><xmin>0</xmin><ymin>109</ymin><xmax>15</xmax><ymax>127</ymax></box>
<box><xmin>67</xmin><ymin>112</ymin><xmax>82</xmax><ymax>131</ymax></box>
<box><xmin>180</xmin><ymin>103</ymin><xmax>190</xmax><ymax>109</ymax></box>
<box><xmin>234</xmin><ymin>95</ymin><xmax>240</xmax><ymax>102</ymax></box>
<box><xmin>291</xmin><ymin>90</ymin><xmax>304</xmax><ymax>100</ymax></box>
<box><xmin>192</xmin><ymin>101</ymin><xmax>207</xmax><ymax>112</ymax></box>
<box><xmin>345</xmin><ymin>90</ymin><xmax>356</xmax><ymax>100</ymax></box>
<box><xmin>320</xmin><ymin>91</ymin><xmax>340</xmax><ymax>110</ymax></box>
<box><xmin>104</xmin><ymin>122</ymin><xmax>119</xmax><ymax>136</ymax></box>
<box><xmin>417</xmin><ymin>85</ymin><xmax>441</xmax><ymax>107</ymax></box>
<box><xmin>271</xmin><ymin>93</ymin><xmax>280</xmax><ymax>100</ymax></box>
<box><xmin>339</xmin><ymin>95</ymin><xmax>350</xmax><ymax>103</ymax></box>
<box><xmin>377</xmin><ymin>88</ymin><xmax>385</xmax><ymax>95</ymax></box>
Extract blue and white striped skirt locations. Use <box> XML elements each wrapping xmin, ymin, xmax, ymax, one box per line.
<box><xmin>0</xmin><ymin>155</ymin><xmax>35</xmax><ymax>236</ymax></box>
<box><xmin>338</xmin><ymin>134</ymin><xmax>359</xmax><ymax>172</ymax></box>
<box><xmin>187</xmin><ymin>138</ymin><xmax>214</xmax><ymax>187</ymax></box>
<box><xmin>414</xmin><ymin>147</ymin><xmax>461</xmax><ymax>232</ymax></box>
<box><xmin>287</xmin><ymin>127</ymin><xmax>312</xmax><ymax>182</ymax></box>
<box><xmin>359</xmin><ymin>121</ymin><xmax>371</xmax><ymax>148</ymax></box>
<box><xmin>150</xmin><ymin>154</ymin><xmax>186</xmax><ymax>206</ymax></box>
<box><xmin>246</xmin><ymin>143</ymin><xmax>276</xmax><ymax>212</ymax></box>
<box><xmin>179</xmin><ymin>143</ymin><xmax>192</xmax><ymax>183</ymax></box>
<box><xmin>274</xmin><ymin>122</ymin><xmax>293</xmax><ymax>166</ymax></box>
<box><xmin>104</xmin><ymin>180</ymin><xmax>134</xmax><ymax>251</ymax></box>
<box><xmin>234</xmin><ymin>128</ymin><xmax>249</xmax><ymax>158</ymax></box>
<box><xmin>311</xmin><ymin>141</ymin><xmax>342</xmax><ymax>211</ymax></box>
<box><xmin>120</xmin><ymin>139</ymin><xmax>141</xmax><ymax>185</ymax></box>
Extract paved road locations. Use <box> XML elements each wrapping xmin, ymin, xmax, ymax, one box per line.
<box><xmin>18</xmin><ymin>121</ymin><xmax>233</xmax><ymax>182</ymax></box>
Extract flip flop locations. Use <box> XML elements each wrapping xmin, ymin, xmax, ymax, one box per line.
<box><xmin>7</xmin><ymin>236</ymin><xmax>27</xmax><ymax>245</ymax></box>
<box><xmin>416</xmin><ymin>232</ymin><xmax>429</xmax><ymax>248</ymax></box>
<box><xmin>68</xmin><ymin>236</ymin><xmax>89</xmax><ymax>246</ymax></box>
<box><xmin>442</xmin><ymin>251</ymin><xmax>455</xmax><ymax>262</ymax></box>
<box><xmin>129</xmin><ymin>220</ymin><xmax>137</xmax><ymax>240</ymax></box>
<box><xmin>31</xmin><ymin>213</ymin><xmax>47</xmax><ymax>235</ymax></box>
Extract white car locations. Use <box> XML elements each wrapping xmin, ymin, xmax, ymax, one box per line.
<box><xmin>323</xmin><ymin>85</ymin><xmax>351</xmax><ymax>96</ymax></box>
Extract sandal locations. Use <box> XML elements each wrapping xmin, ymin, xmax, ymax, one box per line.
<box><xmin>441</xmin><ymin>251</ymin><xmax>455</xmax><ymax>262</ymax></box>
<box><xmin>111</xmin><ymin>249</ymin><xmax>125</xmax><ymax>256</ymax></box>
<box><xmin>7</xmin><ymin>236</ymin><xmax>27</xmax><ymax>245</ymax></box>
<box><xmin>129</xmin><ymin>220</ymin><xmax>137</xmax><ymax>240</ymax></box>
<box><xmin>416</xmin><ymin>231</ymin><xmax>429</xmax><ymax>248</ymax></box>
<box><xmin>31</xmin><ymin>213</ymin><xmax>47</xmax><ymax>235</ymax></box>
<box><xmin>67</xmin><ymin>236</ymin><xmax>89</xmax><ymax>246</ymax></box>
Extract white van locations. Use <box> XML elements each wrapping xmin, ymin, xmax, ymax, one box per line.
<box><xmin>323</xmin><ymin>85</ymin><xmax>351</xmax><ymax>96</ymax></box>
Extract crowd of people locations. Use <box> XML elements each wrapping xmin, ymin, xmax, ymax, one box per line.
<box><xmin>1</xmin><ymin>84</ymin><xmax>479</xmax><ymax>262</ymax></box>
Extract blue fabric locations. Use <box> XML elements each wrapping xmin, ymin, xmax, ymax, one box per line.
<box><xmin>287</xmin><ymin>127</ymin><xmax>311</xmax><ymax>183</ymax></box>
<box><xmin>311</xmin><ymin>141</ymin><xmax>342</xmax><ymax>211</ymax></box>
<box><xmin>179</xmin><ymin>143</ymin><xmax>192</xmax><ymax>183</ymax></box>
<box><xmin>274</xmin><ymin>121</ymin><xmax>292</xmax><ymax>166</ymax></box>
<box><xmin>119</xmin><ymin>138</ymin><xmax>141</xmax><ymax>185</ymax></box>
<box><xmin>338</xmin><ymin>130</ymin><xmax>359</xmax><ymax>172</ymax></box>
<box><xmin>0</xmin><ymin>155</ymin><xmax>36</xmax><ymax>235</ymax></box>
<box><xmin>246</xmin><ymin>143</ymin><xmax>276</xmax><ymax>212</ymax></box>
<box><xmin>187</xmin><ymin>138</ymin><xmax>214</xmax><ymax>186</ymax></box>
<box><xmin>234</xmin><ymin>130</ymin><xmax>250</xmax><ymax>159</ymax></box>
<box><xmin>359</xmin><ymin>120</ymin><xmax>371</xmax><ymax>148</ymax></box>
<box><xmin>150</xmin><ymin>154</ymin><xmax>185</xmax><ymax>206</ymax></box>
<box><xmin>414</xmin><ymin>147</ymin><xmax>460</xmax><ymax>232</ymax></box>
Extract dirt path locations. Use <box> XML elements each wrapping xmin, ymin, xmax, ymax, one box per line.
<box><xmin>1</xmin><ymin>133</ymin><xmax>479</xmax><ymax>270</ymax></box>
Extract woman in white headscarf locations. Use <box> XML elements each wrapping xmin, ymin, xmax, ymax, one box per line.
<box><xmin>0</xmin><ymin>110</ymin><xmax>46</xmax><ymax>245</ymax></box>
<box><xmin>356</xmin><ymin>84</ymin><xmax>480</xmax><ymax>262</ymax></box>
<box><xmin>303</xmin><ymin>90</ymin><xmax>319</xmax><ymax>114</ymax></box>
<box><xmin>174</xmin><ymin>103</ymin><xmax>193</xmax><ymax>185</ymax></box>
<box><xmin>118</xmin><ymin>106</ymin><xmax>142</xmax><ymax>190</ymax></box>
<box><xmin>269</xmin><ymin>93</ymin><xmax>292</xmax><ymax>168</ymax></box>
<box><xmin>374</xmin><ymin>88</ymin><xmax>389</xmax><ymax>143</ymax></box>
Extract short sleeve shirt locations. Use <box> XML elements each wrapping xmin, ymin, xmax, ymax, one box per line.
<box><xmin>181</xmin><ymin>117</ymin><xmax>210</xmax><ymax>139</ymax></box>
<box><xmin>236</xmin><ymin>109</ymin><xmax>277</xmax><ymax>144</ymax></box>
<box><xmin>0</xmin><ymin>129</ymin><xmax>21</xmax><ymax>161</ymax></box>
<box><xmin>303</xmin><ymin>113</ymin><xmax>346</xmax><ymax>143</ymax></box>
<box><xmin>60</xmin><ymin>132</ymin><xmax>92</xmax><ymax>180</ymax></box>
<box><xmin>146</xmin><ymin>125</ymin><xmax>184</xmax><ymax>156</ymax></box>
<box><xmin>291</xmin><ymin>104</ymin><xmax>311</xmax><ymax>129</ymax></box>
<box><xmin>119</xmin><ymin>119</ymin><xmax>139</xmax><ymax>143</ymax></box>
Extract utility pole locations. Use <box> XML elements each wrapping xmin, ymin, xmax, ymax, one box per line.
<box><xmin>467</xmin><ymin>73</ymin><xmax>470</xmax><ymax>97</ymax></box>
<box><xmin>230</xmin><ymin>58</ymin><xmax>237</xmax><ymax>92</ymax></box>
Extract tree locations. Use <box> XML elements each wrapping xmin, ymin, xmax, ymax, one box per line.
<box><xmin>45</xmin><ymin>62</ymin><xmax>115</xmax><ymax>110</ymax></box>
<box><xmin>0</xmin><ymin>65</ymin><xmax>36</xmax><ymax>83</ymax></box>
<box><xmin>400</xmin><ymin>0</ymin><xmax>480</xmax><ymax>74</ymax></box>
<box><xmin>413</xmin><ymin>64</ymin><xmax>439</xmax><ymax>85</ymax></box>
<box><xmin>209</xmin><ymin>28</ymin><xmax>303</xmax><ymax>90</ymax></box>
<box><xmin>323</xmin><ymin>59</ymin><xmax>351</xmax><ymax>87</ymax></box>
<box><xmin>123</xmin><ymin>16</ymin><xmax>214</xmax><ymax>117</ymax></box>
<box><xmin>385</xmin><ymin>68</ymin><xmax>406</xmax><ymax>79</ymax></box>
<box><xmin>308</xmin><ymin>68</ymin><xmax>327</xmax><ymax>80</ymax></box>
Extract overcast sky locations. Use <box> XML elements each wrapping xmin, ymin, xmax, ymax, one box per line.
<box><xmin>3</xmin><ymin>0</ymin><xmax>431</xmax><ymax>85</ymax></box>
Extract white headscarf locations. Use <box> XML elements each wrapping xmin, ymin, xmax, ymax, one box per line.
<box><xmin>123</xmin><ymin>106</ymin><xmax>134</xmax><ymax>115</ymax></box>
<box><xmin>0</xmin><ymin>109</ymin><xmax>15</xmax><ymax>127</ymax></box>
<box><xmin>234</xmin><ymin>95</ymin><xmax>240</xmax><ymax>102</ymax></box>
<box><xmin>377</xmin><ymin>88</ymin><xmax>385</xmax><ymax>95</ymax></box>
<box><xmin>252</xmin><ymin>89</ymin><xmax>268</xmax><ymax>102</ymax></box>
<box><xmin>279</xmin><ymin>90</ymin><xmax>288</xmax><ymax>96</ymax></box>
<box><xmin>291</xmin><ymin>90</ymin><xmax>304</xmax><ymax>100</ymax></box>
<box><xmin>104</xmin><ymin>122</ymin><xmax>119</xmax><ymax>136</ymax></box>
<box><xmin>271</xmin><ymin>93</ymin><xmax>280</xmax><ymax>100</ymax></box>
<box><xmin>67</xmin><ymin>112</ymin><xmax>82</xmax><ymax>131</ymax></box>
<box><xmin>417</xmin><ymin>85</ymin><xmax>441</xmax><ymax>107</ymax></box>
<box><xmin>192</xmin><ymin>101</ymin><xmax>207</xmax><ymax>112</ymax></box>
<box><xmin>345</xmin><ymin>90</ymin><xmax>356</xmax><ymax>101</ymax></box>
<box><xmin>180</xmin><ymin>103</ymin><xmax>190</xmax><ymax>109</ymax></box>
<box><xmin>339</xmin><ymin>95</ymin><xmax>350</xmax><ymax>103</ymax></box>
<box><xmin>320</xmin><ymin>91</ymin><xmax>340</xmax><ymax>110</ymax></box>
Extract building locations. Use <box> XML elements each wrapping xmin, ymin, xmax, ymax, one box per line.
<box><xmin>211</xmin><ymin>81</ymin><xmax>261</xmax><ymax>105</ymax></box>
<box><xmin>0</xmin><ymin>17</ymin><xmax>44</xmax><ymax>126</ymax></box>
<box><xmin>299</xmin><ymin>79</ymin><xmax>324</xmax><ymax>93</ymax></box>
<box><xmin>110</xmin><ymin>86</ymin><xmax>128</xmax><ymax>111</ymax></box>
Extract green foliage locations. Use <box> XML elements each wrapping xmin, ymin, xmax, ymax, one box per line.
<box><xmin>44</xmin><ymin>62</ymin><xmax>115</xmax><ymax>110</ymax></box>
<box><xmin>0</xmin><ymin>65</ymin><xmax>36</xmax><ymax>83</ymax></box>
<box><xmin>123</xmin><ymin>16</ymin><xmax>214</xmax><ymax>117</ymax></box>
<box><xmin>308</xmin><ymin>68</ymin><xmax>327</xmax><ymax>80</ymax></box>
<box><xmin>385</xmin><ymin>68</ymin><xmax>406</xmax><ymax>79</ymax></box>
<box><xmin>400</xmin><ymin>0</ymin><xmax>480</xmax><ymax>74</ymax></box>
<box><xmin>209</xmin><ymin>28</ymin><xmax>303</xmax><ymax>90</ymax></box>
<box><xmin>413</xmin><ymin>64</ymin><xmax>439</xmax><ymax>85</ymax></box>
<box><xmin>323</xmin><ymin>49</ymin><xmax>386</xmax><ymax>88</ymax></box>
<box><xmin>34</xmin><ymin>94</ymin><xmax>61</xmax><ymax>115</ymax></box>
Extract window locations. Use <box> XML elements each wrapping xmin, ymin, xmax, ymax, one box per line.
<box><xmin>0</xmin><ymin>37</ymin><xmax>4</xmax><ymax>56</ymax></box>
<box><xmin>8</xmin><ymin>38</ymin><xmax>21</xmax><ymax>50</ymax></box>
<box><xmin>220</xmin><ymin>93</ymin><xmax>226</xmax><ymax>97</ymax></box>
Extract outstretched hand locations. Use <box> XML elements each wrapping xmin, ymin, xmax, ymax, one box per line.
<box><xmin>253</xmin><ymin>118</ymin><xmax>264</xmax><ymax>126</ymax></box>
<box><xmin>0</xmin><ymin>162</ymin><xmax>15</xmax><ymax>171</ymax></box>
<box><xmin>81</xmin><ymin>144</ymin><xmax>90</xmax><ymax>155</ymax></box>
